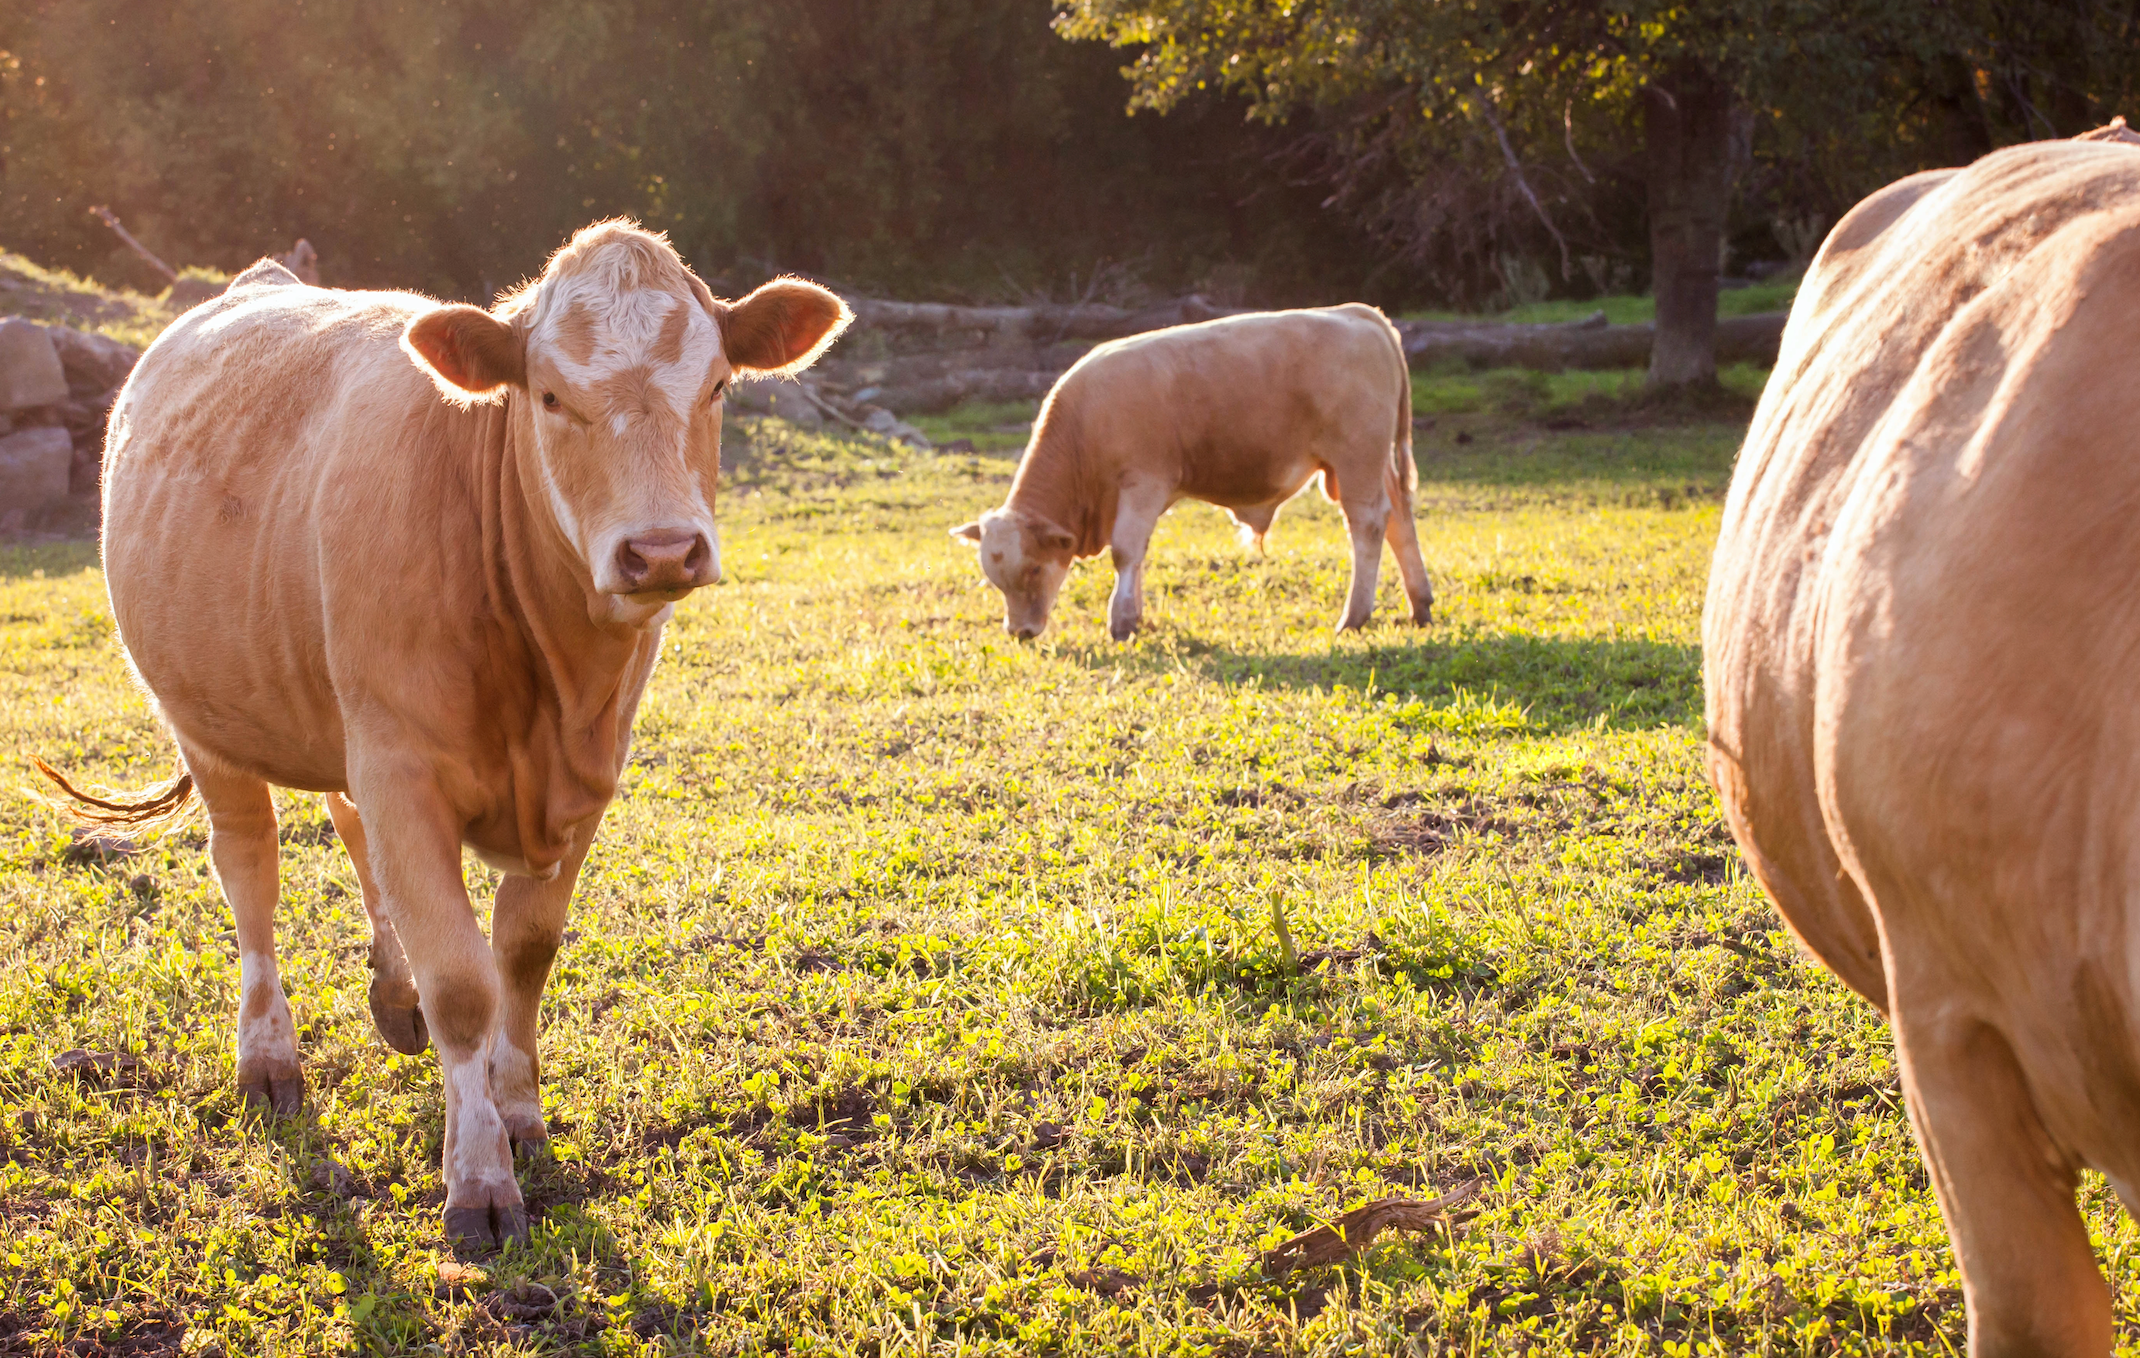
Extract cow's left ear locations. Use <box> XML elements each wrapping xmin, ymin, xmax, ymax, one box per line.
<box><xmin>951</xmin><ymin>521</ymin><xmax>983</xmax><ymax>544</ymax></box>
<box><xmin>719</xmin><ymin>279</ymin><xmax>853</xmax><ymax>377</ymax></box>
<box><xmin>404</xmin><ymin>304</ymin><xmax>526</xmax><ymax>401</ymax></box>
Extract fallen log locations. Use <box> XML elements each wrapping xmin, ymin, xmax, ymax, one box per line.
<box><xmin>855</xmin><ymin>369</ymin><xmax>1063</xmax><ymax>415</ymax></box>
<box><xmin>845</xmin><ymin>293</ymin><xmax>1250</xmax><ymax>346</ymax></box>
<box><xmin>824</xmin><ymin>300</ymin><xmax>1793</xmax><ymax>415</ymax></box>
<box><xmin>1397</xmin><ymin>310</ymin><xmax>1787</xmax><ymax>371</ymax></box>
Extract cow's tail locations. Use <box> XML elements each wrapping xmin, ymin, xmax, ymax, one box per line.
<box><xmin>1385</xmin><ymin>316</ymin><xmax>1417</xmax><ymax>522</ymax></box>
<box><xmin>32</xmin><ymin>758</ymin><xmax>196</xmax><ymax>831</ymax></box>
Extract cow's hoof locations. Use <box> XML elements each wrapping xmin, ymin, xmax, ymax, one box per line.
<box><xmin>1109</xmin><ymin>623</ymin><xmax>1139</xmax><ymax>642</ymax></box>
<box><xmin>368</xmin><ymin>981</ymin><xmax>429</xmax><ymax>1056</ymax></box>
<box><xmin>444</xmin><ymin>1201</ymin><xmax>530</xmax><ymax>1253</ymax></box>
<box><xmin>506</xmin><ymin>1115</ymin><xmax>551</xmax><ymax>1159</ymax></box>
<box><xmin>237</xmin><ymin>1060</ymin><xmax>305</xmax><ymax>1118</ymax></box>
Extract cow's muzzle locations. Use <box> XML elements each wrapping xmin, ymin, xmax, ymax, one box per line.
<box><xmin>613</xmin><ymin>529</ymin><xmax>716</xmax><ymax>597</ymax></box>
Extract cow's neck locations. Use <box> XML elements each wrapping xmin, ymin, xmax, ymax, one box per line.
<box><xmin>1009</xmin><ymin>424</ymin><xmax>1116</xmax><ymax>560</ymax></box>
<box><xmin>472</xmin><ymin>398</ymin><xmax>661</xmax><ymax>873</ymax></box>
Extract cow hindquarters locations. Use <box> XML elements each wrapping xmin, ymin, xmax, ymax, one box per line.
<box><xmin>188</xmin><ymin>750</ymin><xmax>304</xmax><ymax>1116</ymax></box>
<box><xmin>325</xmin><ymin>792</ymin><xmax>428</xmax><ymax>1055</ymax></box>
<box><xmin>355</xmin><ymin>771</ymin><xmax>525</xmax><ymax>1248</ymax></box>
<box><xmin>489</xmin><ymin>853</ymin><xmax>586</xmax><ymax>1155</ymax></box>
<box><xmin>1888</xmin><ymin>996</ymin><xmax>2108</xmax><ymax>1356</ymax></box>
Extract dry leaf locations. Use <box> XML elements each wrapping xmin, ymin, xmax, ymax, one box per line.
<box><xmin>1261</xmin><ymin>1179</ymin><xmax>1483</xmax><ymax>1275</ymax></box>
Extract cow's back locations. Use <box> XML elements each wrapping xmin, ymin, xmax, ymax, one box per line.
<box><xmin>1707</xmin><ymin>138</ymin><xmax>2140</xmax><ymax>1171</ymax></box>
<box><xmin>1056</xmin><ymin>306</ymin><xmax>1403</xmax><ymax>506</ymax></box>
<box><xmin>103</xmin><ymin>273</ymin><xmax>482</xmax><ymax>790</ymax></box>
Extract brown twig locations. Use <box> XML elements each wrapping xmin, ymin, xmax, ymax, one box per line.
<box><xmin>88</xmin><ymin>207</ymin><xmax>178</xmax><ymax>284</ymax></box>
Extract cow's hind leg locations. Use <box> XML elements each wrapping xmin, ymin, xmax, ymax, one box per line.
<box><xmin>1383</xmin><ymin>472</ymin><xmax>1432</xmax><ymax>625</ymax></box>
<box><xmin>188</xmin><ymin>751</ymin><xmax>303</xmax><ymax>1116</ymax></box>
<box><xmin>1894</xmin><ymin>1003</ymin><xmax>2108</xmax><ymax>1356</ymax></box>
<box><xmin>325</xmin><ymin>793</ymin><xmax>428</xmax><ymax>1055</ymax></box>
<box><xmin>357</xmin><ymin>780</ymin><xmax>525</xmax><ymax>1249</ymax></box>
<box><xmin>488</xmin><ymin>858</ymin><xmax>582</xmax><ymax>1156</ymax></box>
<box><xmin>1335</xmin><ymin>492</ymin><xmax>1391</xmax><ymax>632</ymax></box>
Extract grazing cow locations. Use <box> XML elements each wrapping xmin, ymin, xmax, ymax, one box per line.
<box><xmin>1704</xmin><ymin>127</ymin><xmax>2140</xmax><ymax>1355</ymax></box>
<box><xmin>952</xmin><ymin>305</ymin><xmax>1430</xmax><ymax>639</ymax></box>
<box><xmin>42</xmin><ymin>220</ymin><xmax>849</xmax><ymax>1248</ymax></box>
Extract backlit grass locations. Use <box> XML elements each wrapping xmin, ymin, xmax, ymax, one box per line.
<box><xmin>6</xmin><ymin>409</ymin><xmax>2136</xmax><ymax>1354</ymax></box>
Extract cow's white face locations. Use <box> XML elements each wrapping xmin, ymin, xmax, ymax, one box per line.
<box><xmin>954</xmin><ymin>508</ymin><xmax>1074</xmax><ymax>639</ymax></box>
<box><xmin>524</xmin><ymin>282</ymin><xmax>726</xmax><ymax>627</ymax></box>
<box><xmin>402</xmin><ymin>222</ymin><xmax>850</xmax><ymax>629</ymax></box>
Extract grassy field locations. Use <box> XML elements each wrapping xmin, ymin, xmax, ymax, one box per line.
<box><xmin>9</xmin><ymin>393</ymin><xmax>2140</xmax><ymax>1356</ymax></box>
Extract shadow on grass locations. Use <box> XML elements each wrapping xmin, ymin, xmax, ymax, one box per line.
<box><xmin>1077</xmin><ymin>628</ymin><xmax>1701</xmax><ymax>734</ymax></box>
<box><xmin>0</xmin><ymin>539</ymin><xmax>98</xmax><ymax>579</ymax></box>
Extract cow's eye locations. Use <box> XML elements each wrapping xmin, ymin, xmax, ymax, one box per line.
<box><xmin>541</xmin><ymin>391</ymin><xmax>559</xmax><ymax>410</ymax></box>
<box><xmin>710</xmin><ymin>379</ymin><xmax>727</xmax><ymax>403</ymax></box>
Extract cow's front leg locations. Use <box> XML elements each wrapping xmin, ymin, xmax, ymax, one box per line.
<box><xmin>489</xmin><ymin>853</ymin><xmax>585</xmax><ymax>1156</ymax></box>
<box><xmin>190</xmin><ymin>751</ymin><xmax>304</xmax><ymax>1116</ymax></box>
<box><xmin>1108</xmin><ymin>487</ymin><xmax>1167</xmax><ymax>642</ymax></box>
<box><xmin>325</xmin><ymin>792</ymin><xmax>428</xmax><ymax>1055</ymax></box>
<box><xmin>359</xmin><ymin>779</ymin><xmax>525</xmax><ymax>1249</ymax></box>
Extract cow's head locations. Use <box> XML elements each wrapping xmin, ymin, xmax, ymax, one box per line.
<box><xmin>402</xmin><ymin>220</ymin><xmax>849</xmax><ymax>627</ymax></box>
<box><xmin>952</xmin><ymin>508</ymin><xmax>1075</xmax><ymax>639</ymax></box>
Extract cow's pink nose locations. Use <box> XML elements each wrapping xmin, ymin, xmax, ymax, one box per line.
<box><xmin>614</xmin><ymin>530</ymin><xmax>713</xmax><ymax>594</ymax></box>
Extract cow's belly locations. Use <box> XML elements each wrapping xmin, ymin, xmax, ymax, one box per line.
<box><xmin>104</xmin><ymin>458</ymin><xmax>347</xmax><ymax>790</ymax></box>
<box><xmin>1182</xmin><ymin>451</ymin><xmax>1320</xmax><ymax>510</ymax></box>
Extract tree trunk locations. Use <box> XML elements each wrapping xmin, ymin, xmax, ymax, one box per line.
<box><xmin>1645</xmin><ymin>67</ymin><xmax>1733</xmax><ymax>388</ymax></box>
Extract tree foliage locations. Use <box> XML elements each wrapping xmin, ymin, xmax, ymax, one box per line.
<box><xmin>1054</xmin><ymin>0</ymin><xmax>2140</xmax><ymax>306</ymax></box>
<box><xmin>0</xmin><ymin>0</ymin><xmax>1405</xmax><ymax>304</ymax></box>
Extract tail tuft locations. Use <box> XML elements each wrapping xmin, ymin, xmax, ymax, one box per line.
<box><xmin>32</xmin><ymin>758</ymin><xmax>197</xmax><ymax>831</ymax></box>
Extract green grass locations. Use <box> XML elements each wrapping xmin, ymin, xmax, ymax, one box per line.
<box><xmin>905</xmin><ymin>400</ymin><xmax>1042</xmax><ymax>454</ymax></box>
<box><xmin>11</xmin><ymin>404</ymin><xmax>2140</xmax><ymax>1355</ymax></box>
<box><xmin>1409</xmin><ymin>364</ymin><xmax>1771</xmax><ymax>419</ymax></box>
<box><xmin>1399</xmin><ymin>276</ymin><xmax>1800</xmax><ymax>328</ymax></box>
<box><xmin>0</xmin><ymin>251</ymin><xmax>183</xmax><ymax>350</ymax></box>
<box><xmin>912</xmin><ymin>366</ymin><xmax>1773</xmax><ymax>465</ymax></box>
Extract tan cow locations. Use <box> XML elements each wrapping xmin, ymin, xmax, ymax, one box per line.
<box><xmin>1705</xmin><ymin>128</ymin><xmax>2140</xmax><ymax>1354</ymax></box>
<box><xmin>952</xmin><ymin>305</ymin><xmax>1430</xmax><ymax>639</ymax></box>
<box><xmin>42</xmin><ymin>221</ymin><xmax>848</xmax><ymax>1248</ymax></box>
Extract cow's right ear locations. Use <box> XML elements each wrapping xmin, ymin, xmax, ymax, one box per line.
<box><xmin>950</xmin><ymin>521</ymin><xmax>983</xmax><ymax>544</ymax></box>
<box><xmin>403</xmin><ymin>304</ymin><xmax>526</xmax><ymax>402</ymax></box>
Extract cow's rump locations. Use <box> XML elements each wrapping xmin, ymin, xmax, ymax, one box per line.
<box><xmin>1704</xmin><ymin>133</ymin><xmax>2140</xmax><ymax>1353</ymax></box>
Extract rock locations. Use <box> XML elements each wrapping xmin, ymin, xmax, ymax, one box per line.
<box><xmin>732</xmin><ymin>379</ymin><xmax>826</xmax><ymax>426</ymax></box>
<box><xmin>164</xmin><ymin>276</ymin><xmax>225</xmax><ymax>310</ymax></box>
<box><xmin>0</xmin><ymin>318</ymin><xmax>68</xmax><ymax>412</ymax></box>
<box><xmin>45</xmin><ymin>327</ymin><xmax>139</xmax><ymax>395</ymax></box>
<box><xmin>0</xmin><ymin>426</ymin><xmax>74</xmax><ymax>514</ymax></box>
<box><xmin>860</xmin><ymin>406</ymin><xmax>932</xmax><ymax>448</ymax></box>
<box><xmin>62</xmin><ymin>390</ymin><xmax>116</xmax><ymax>492</ymax></box>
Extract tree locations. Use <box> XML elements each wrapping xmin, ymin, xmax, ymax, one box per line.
<box><xmin>0</xmin><ymin>0</ymin><xmax>1422</xmax><ymax>307</ymax></box>
<box><xmin>1052</xmin><ymin>0</ymin><xmax>2011</xmax><ymax>386</ymax></box>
